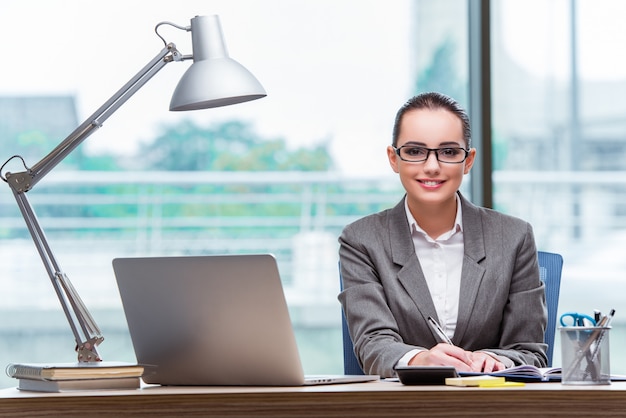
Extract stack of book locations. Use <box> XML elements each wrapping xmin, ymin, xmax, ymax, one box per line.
<box><xmin>5</xmin><ymin>361</ymin><xmax>144</xmax><ymax>392</ymax></box>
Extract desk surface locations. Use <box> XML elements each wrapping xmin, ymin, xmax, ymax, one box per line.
<box><xmin>2</xmin><ymin>380</ymin><xmax>626</xmax><ymax>417</ymax></box>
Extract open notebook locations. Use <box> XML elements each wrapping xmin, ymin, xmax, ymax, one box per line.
<box><xmin>112</xmin><ymin>254</ymin><xmax>378</xmax><ymax>386</ymax></box>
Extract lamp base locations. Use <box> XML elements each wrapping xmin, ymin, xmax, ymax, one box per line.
<box><xmin>76</xmin><ymin>336</ymin><xmax>104</xmax><ymax>362</ymax></box>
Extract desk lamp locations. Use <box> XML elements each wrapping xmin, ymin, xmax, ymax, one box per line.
<box><xmin>0</xmin><ymin>15</ymin><xmax>266</xmax><ymax>363</ymax></box>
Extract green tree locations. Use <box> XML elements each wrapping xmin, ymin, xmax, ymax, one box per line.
<box><xmin>136</xmin><ymin>119</ymin><xmax>334</xmax><ymax>172</ymax></box>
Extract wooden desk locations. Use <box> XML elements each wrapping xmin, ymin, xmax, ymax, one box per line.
<box><xmin>1</xmin><ymin>380</ymin><xmax>626</xmax><ymax>417</ymax></box>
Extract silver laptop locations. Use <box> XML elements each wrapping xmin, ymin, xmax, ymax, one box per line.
<box><xmin>112</xmin><ymin>254</ymin><xmax>378</xmax><ymax>386</ymax></box>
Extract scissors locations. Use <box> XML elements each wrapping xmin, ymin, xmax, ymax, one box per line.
<box><xmin>559</xmin><ymin>312</ymin><xmax>597</xmax><ymax>327</ymax></box>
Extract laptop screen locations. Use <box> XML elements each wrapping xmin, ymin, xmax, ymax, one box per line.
<box><xmin>113</xmin><ymin>254</ymin><xmax>306</xmax><ymax>386</ymax></box>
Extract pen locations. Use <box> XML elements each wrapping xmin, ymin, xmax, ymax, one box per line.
<box><xmin>594</xmin><ymin>309</ymin><xmax>602</xmax><ymax>324</ymax></box>
<box><xmin>427</xmin><ymin>316</ymin><xmax>453</xmax><ymax>345</ymax></box>
<box><xmin>590</xmin><ymin>309</ymin><xmax>615</xmax><ymax>360</ymax></box>
<box><xmin>605</xmin><ymin>309</ymin><xmax>616</xmax><ymax>327</ymax></box>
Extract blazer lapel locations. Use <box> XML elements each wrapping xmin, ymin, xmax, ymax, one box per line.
<box><xmin>453</xmin><ymin>193</ymin><xmax>487</xmax><ymax>342</ymax></box>
<box><xmin>388</xmin><ymin>199</ymin><xmax>439</xmax><ymax>321</ymax></box>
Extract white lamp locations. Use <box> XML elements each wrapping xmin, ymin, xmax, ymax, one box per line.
<box><xmin>170</xmin><ymin>15</ymin><xmax>266</xmax><ymax>110</ymax></box>
<box><xmin>0</xmin><ymin>15</ymin><xmax>266</xmax><ymax>362</ymax></box>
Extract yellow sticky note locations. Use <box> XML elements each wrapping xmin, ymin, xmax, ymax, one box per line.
<box><xmin>445</xmin><ymin>375</ymin><xmax>506</xmax><ymax>387</ymax></box>
<box><xmin>480</xmin><ymin>380</ymin><xmax>525</xmax><ymax>388</ymax></box>
<box><xmin>446</xmin><ymin>375</ymin><xmax>526</xmax><ymax>387</ymax></box>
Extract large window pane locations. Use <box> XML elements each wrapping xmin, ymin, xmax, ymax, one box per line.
<box><xmin>8</xmin><ymin>0</ymin><xmax>619</xmax><ymax>389</ymax></box>
<box><xmin>492</xmin><ymin>0</ymin><xmax>626</xmax><ymax>372</ymax></box>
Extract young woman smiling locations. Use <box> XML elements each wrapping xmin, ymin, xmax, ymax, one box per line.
<box><xmin>338</xmin><ymin>92</ymin><xmax>547</xmax><ymax>378</ymax></box>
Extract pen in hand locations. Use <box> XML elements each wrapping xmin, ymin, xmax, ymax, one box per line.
<box><xmin>427</xmin><ymin>316</ymin><xmax>453</xmax><ymax>345</ymax></box>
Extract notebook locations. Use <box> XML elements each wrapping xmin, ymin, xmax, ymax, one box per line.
<box><xmin>112</xmin><ymin>254</ymin><xmax>378</xmax><ymax>386</ymax></box>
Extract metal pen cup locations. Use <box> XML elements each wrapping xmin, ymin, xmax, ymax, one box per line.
<box><xmin>560</xmin><ymin>326</ymin><xmax>611</xmax><ymax>385</ymax></box>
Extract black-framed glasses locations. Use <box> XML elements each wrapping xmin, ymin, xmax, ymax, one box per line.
<box><xmin>393</xmin><ymin>146</ymin><xmax>469</xmax><ymax>164</ymax></box>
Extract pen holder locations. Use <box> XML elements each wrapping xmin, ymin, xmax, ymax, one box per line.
<box><xmin>560</xmin><ymin>326</ymin><xmax>611</xmax><ymax>385</ymax></box>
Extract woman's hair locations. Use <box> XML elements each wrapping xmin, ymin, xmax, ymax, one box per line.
<box><xmin>391</xmin><ymin>92</ymin><xmax>471</xmax><ymax>148</ymax></box>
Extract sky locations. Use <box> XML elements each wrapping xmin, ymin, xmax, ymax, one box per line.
<box><xmin>0</xmin><ymin>0</ymin><xmax>413</xmax><ymax>176</ymax></box>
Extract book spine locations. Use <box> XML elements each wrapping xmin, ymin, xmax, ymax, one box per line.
<box><xmin>18</xmin><ymin>377</ymin><xmax>141</xmax><ymax>392</ymax></box>
<box><xmin>5</xmin><ymin>364</ymin><xmax>45</xmax><ymax>380</ymax></box>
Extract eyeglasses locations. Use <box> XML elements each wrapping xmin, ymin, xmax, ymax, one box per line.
<box><xmin>393</xmin><ymin>146</ymin><xmax>469</xmax><ymax>164</ymax></box>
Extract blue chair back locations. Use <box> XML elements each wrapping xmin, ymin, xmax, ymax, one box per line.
<box><xmin>340</xmin><ymin>250</ymin><xmax>563</xmax><ymax>374</ymax></box>
<box><xmin>537</xmin><ymin>251</ymin><xmax>563</xmax><ymax>366</ymax></box>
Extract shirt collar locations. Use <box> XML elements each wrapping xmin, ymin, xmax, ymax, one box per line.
<box><xmin>404</xmin><ymin>194</ymin><xmax>464</xmax><ymax>239</ymax></box>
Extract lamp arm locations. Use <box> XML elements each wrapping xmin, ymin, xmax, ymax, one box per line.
<box><xmin>12</xmin><ymin>188</ymin><xmax>104</xmax><ymax>361</ymax></box>
<box><xmin>2</xmin><ymin>42</ymin><xmax>183</xmax><ymax>362</ymax></box>
<box><xmin>6</xmin><ymin>43</ymin><xmax>181</xmax><ymax>192</ymax></box>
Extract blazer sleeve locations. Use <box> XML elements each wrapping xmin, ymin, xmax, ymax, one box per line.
<box><xmin>473</xmin><ymin>220</ymin><xmax>548</xmax><ymax>367</ymax></box>
<box><xmin>338</xmin><ymin>209</ymin><xmax>428</xmax><ymax>377</ymax></box>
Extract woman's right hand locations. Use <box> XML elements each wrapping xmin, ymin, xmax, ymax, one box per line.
<box><xmin>408</xmin><ymin>343</ymin><xmax>475</xmax><ymax>372</ymax></box>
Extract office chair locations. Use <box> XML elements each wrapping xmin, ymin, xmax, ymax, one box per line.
<box><xmin>340</xmin><ymin>250</ymin><xmax>563</xmax><ymax>375</ymax></box>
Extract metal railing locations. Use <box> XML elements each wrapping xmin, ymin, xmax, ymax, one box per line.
<box><xmin>4</xmin><ymin>170</ymin><xmax>626</xmax><ymax>248</ymax></box>
<box><xmin>3</xmin><ymin>170</ymin><xmax>626</xmax><ymax>300</ymax></box>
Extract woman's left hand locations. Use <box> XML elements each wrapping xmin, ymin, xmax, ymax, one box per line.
<box><xmin>469</xmin><ymin>352</ymin><xmax>505</xmax><ymax>373</ymax></box>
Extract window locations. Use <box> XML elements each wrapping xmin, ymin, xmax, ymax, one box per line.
<box><xmin>3</xmin><ymin>1</ymin><xmax>622</xmax><ymax>390</ymax></box>
<box><xmin>491</xmin><ymin>0</ymin><xmax>626</xmax><ymax>369</ymax></box>
<box><xmin>0</xmin><ymin>0</ymin><xmax>418</xmax><ymax>388</ymax></box>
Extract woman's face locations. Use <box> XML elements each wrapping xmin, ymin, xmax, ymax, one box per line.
<box><xmin>387</xmin><ymin>108</ymin><xmax>476</xmax><ymax>209</ymax></box>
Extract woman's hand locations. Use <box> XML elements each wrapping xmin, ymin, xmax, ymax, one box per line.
<box><xmin>408</xmin><ymin>344</ymin><xmax>505</xmax><ymax>372</ymax></box>
<box><xmin>408</xmin><ymin>343</ymin><xmax>473</xmax><ymax>371</ymax></box>
<box><xmin>469</xmin><ymin>351</ymin><xmax>505</xmax><ymax>373</ymax></box>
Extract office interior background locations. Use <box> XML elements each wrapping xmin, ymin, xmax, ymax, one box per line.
<box><xmin>1</xmin><ymin>0</ymin><xmax>625</xmax><ymax>388</ymax></box>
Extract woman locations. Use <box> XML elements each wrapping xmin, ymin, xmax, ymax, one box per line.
<box><xmin>338</xmin><ymin>92</ymin><xmax>547</xmax><ymax>378</ymax></box>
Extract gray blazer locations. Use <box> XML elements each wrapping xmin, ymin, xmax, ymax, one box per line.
<box><xmin>338</xmin><ymin>193</ymin><xmax>548</xmax><ymax>377</ymax></box>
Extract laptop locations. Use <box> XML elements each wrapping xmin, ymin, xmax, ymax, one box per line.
<box><xmin>112</xmin><ymin>253</ymin><xmax>378</xmax><ymax>386</ymax></box>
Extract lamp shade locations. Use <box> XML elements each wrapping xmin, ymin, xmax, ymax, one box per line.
<box><xmin>169</xmin><ymin>15</ymin><xmax>266</xmax><ymax>111</ymax></box>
